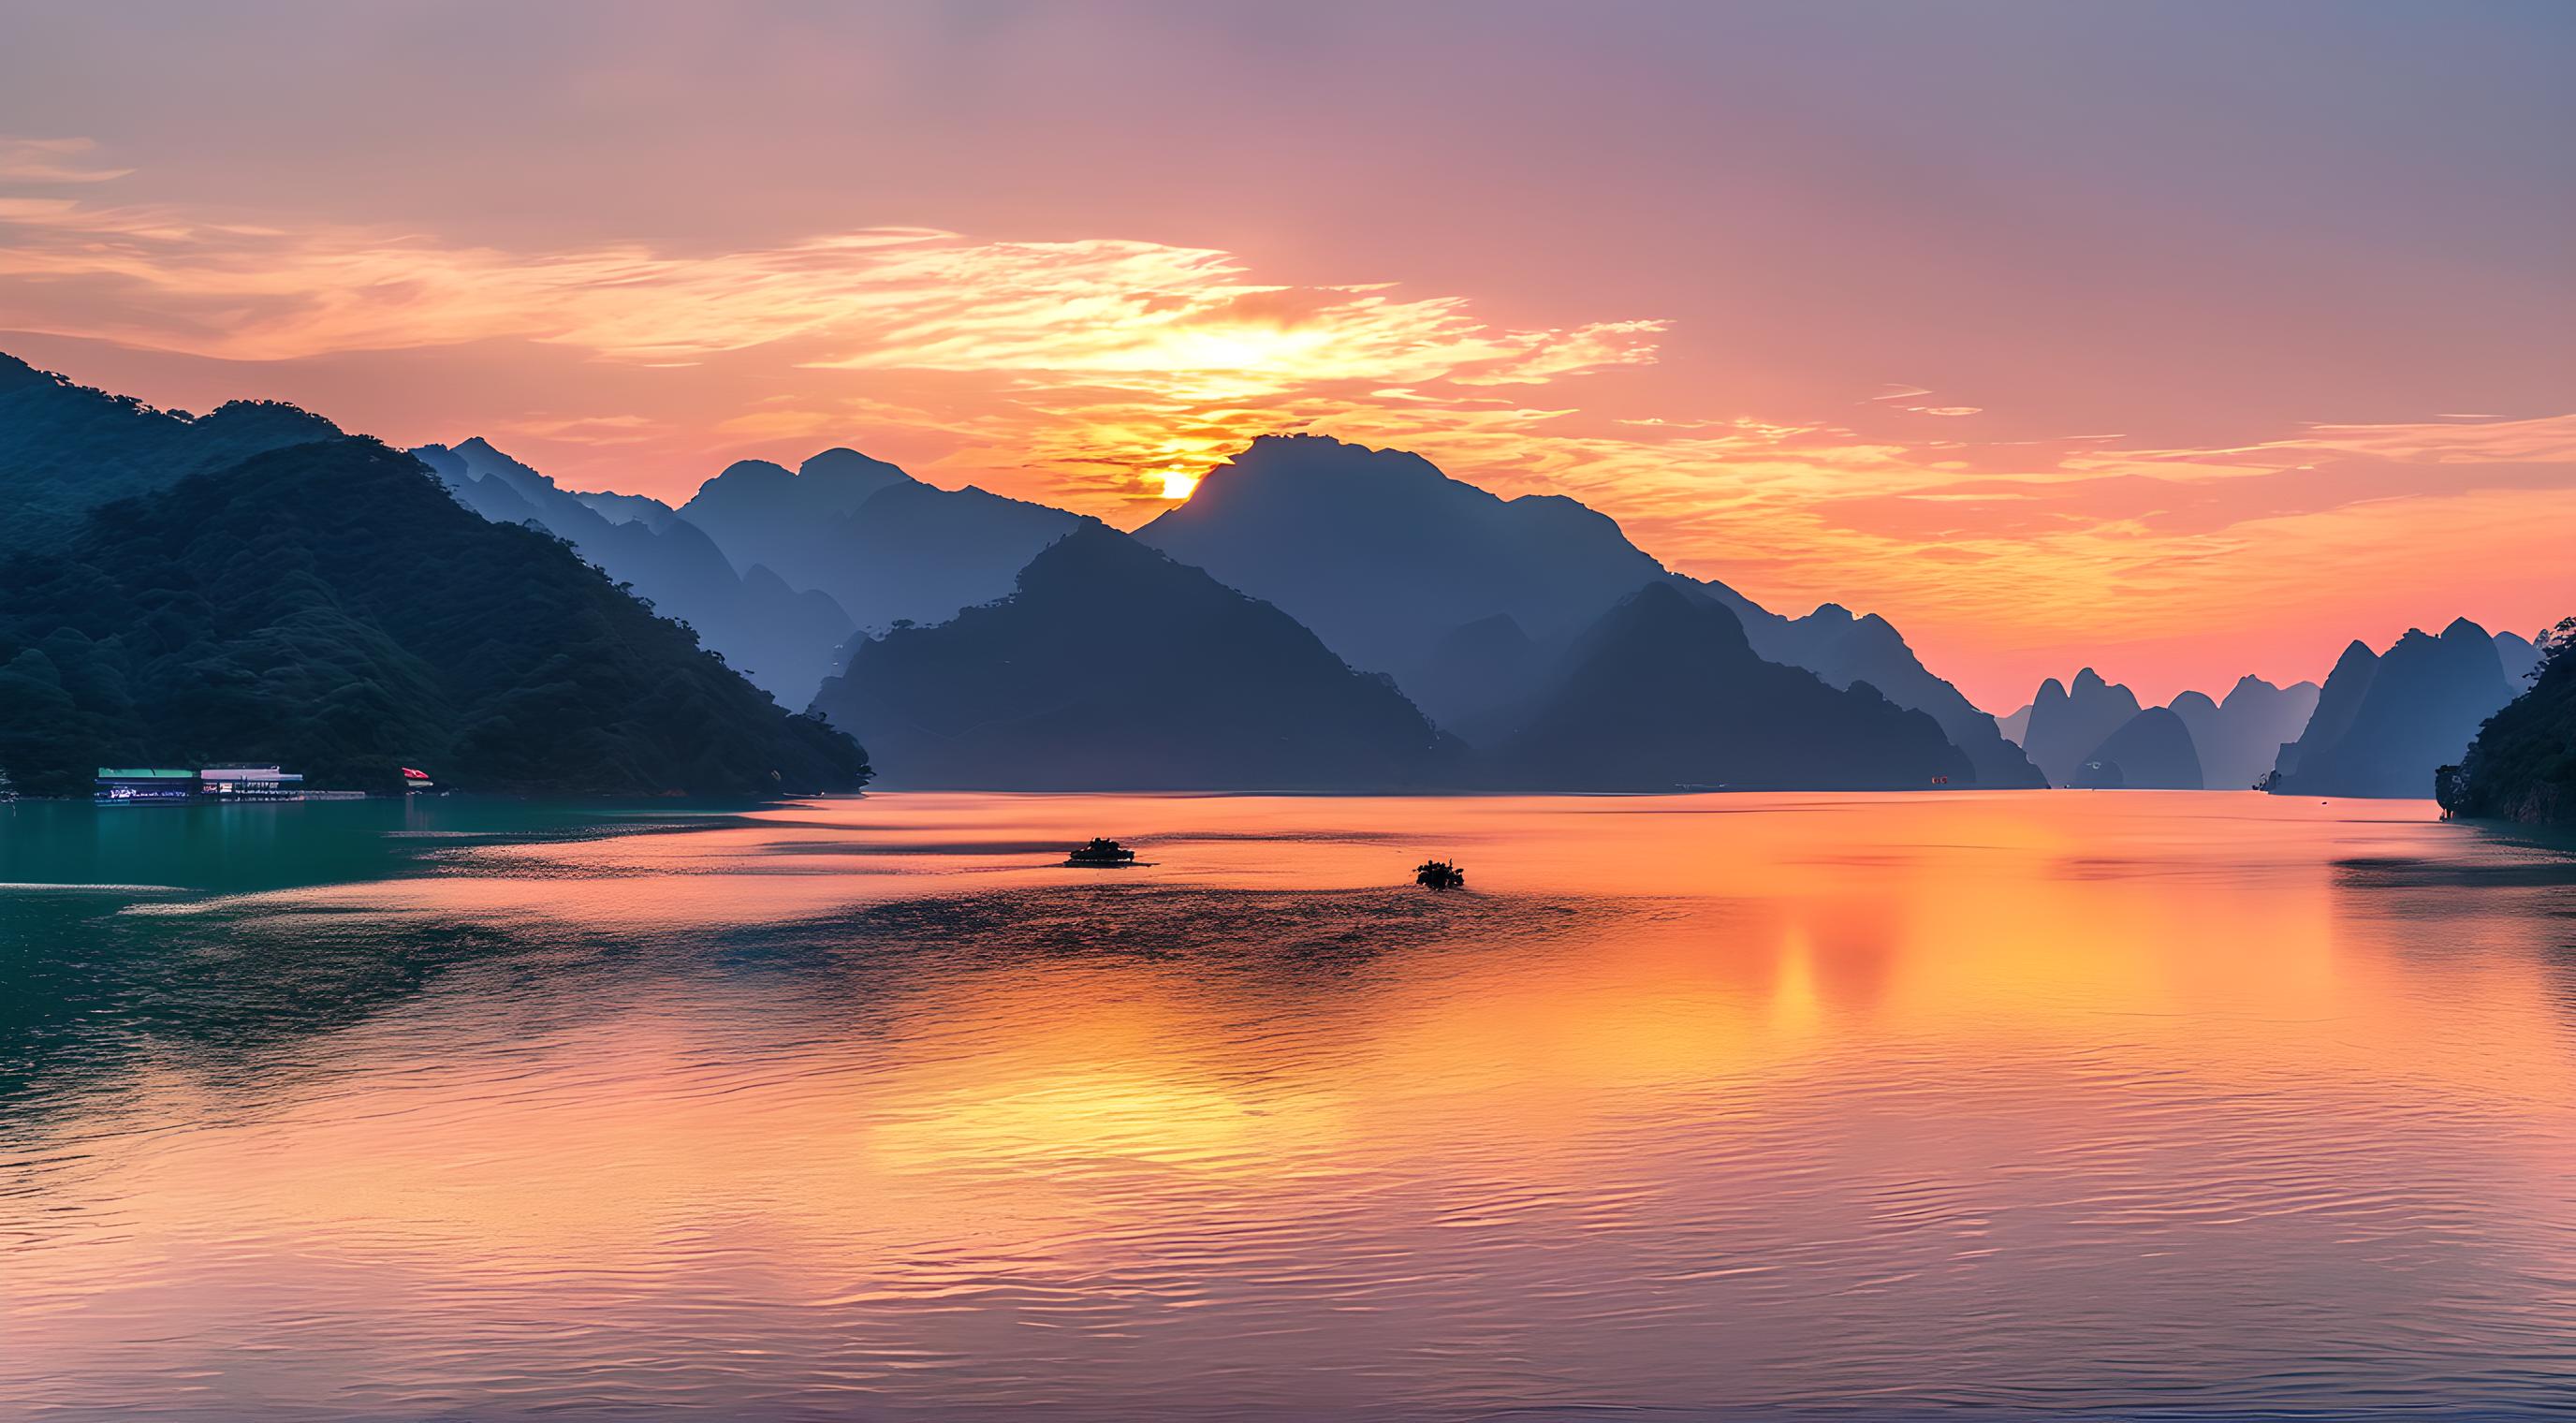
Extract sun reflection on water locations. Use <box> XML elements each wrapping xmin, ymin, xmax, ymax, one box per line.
<box><xmin>1</xmin><ymin>792</ymin><xmax>2571</xmax><ymax>1418</ymax></box>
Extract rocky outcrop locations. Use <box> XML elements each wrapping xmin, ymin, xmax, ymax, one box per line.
<box><xmin>2437</xmin><ymin>621</ymin><xmax>2573</xmax><ymax>826</ymax></box>
<box><xmin>2271</xmin><ymin>620</ymin><xmax>2516</xmax><ymax>799</ymax></box>
<box><xmin>2071</xmin><ymin>707</ymin><xmax>2203</xmax><ymax>790</ymax></box>
<box><xmin>2020</xmin><ymin>668</ymin><xmax>2143</xmax><ymax>786</ymax></box>
<box><xmin>1483</xmin><ymin>582</ymin><xmax>1973</xmax><ymax>792</ymax></box>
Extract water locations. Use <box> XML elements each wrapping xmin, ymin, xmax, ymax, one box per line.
<box><xmin>1</xmin><ymin>792</ymin><xmax>2571</xmax><ymax>1420</ymax></box>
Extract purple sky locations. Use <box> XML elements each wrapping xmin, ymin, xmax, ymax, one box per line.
<box><xmin>2</xmin><ymin>1</ymin><xmax>2569</xmax><ymax>706</ymax></box>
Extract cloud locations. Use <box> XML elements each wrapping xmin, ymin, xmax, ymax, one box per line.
<box><xmin>0</xmin><ymin>188</ymin><xmax>1662</xmax><ymax>402</ymax></box>
<box><xmin>1867</xmin><ymin>383</ymin><xmax>1981</xmax><ymax>417</ymax></box>
<box><xmin>0</xmin><ymin>137</ymin><xmax>133</xmax><ymax>184</ymax></box>
<box><xmin>3</xmin><ymin>142</ymin><xmax>2564</xmax><ymax>709</ymax></box>
<box><xmin>0</xmin><ymin>177</ymin><xmax>1666</xmax><ymax>500</ymax></box>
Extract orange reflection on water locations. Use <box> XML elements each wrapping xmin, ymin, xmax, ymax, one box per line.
<box><xmin>3</xmin><ymin>792</ymin><xmax>2572</xmax><ymax>1418</ymax></box>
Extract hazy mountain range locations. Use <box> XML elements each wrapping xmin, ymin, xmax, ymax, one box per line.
<box><xmin>2269</xmin><ymin>620</ymin><xmax>2522</xmax><ymax>799</ymax></box>
<box><xmin>812</xmin><ymin>522</ymin><xmax>1458</xmax><ymax>791</ymax></box>
<box><xmin>411</xmin><ymin>425</ymin><xmax>2055</xmax><ymax>791</ymax></box>
<box><xmin>1482</xmin><ymin>582</ymin><xmax>1972</xmax><ymax>791</ymax></box>
<box><xmin>3</xmin><ymin>349</ymin><xmax>2551</xmax><ymax>800</ymax></box>
<box><xmin>681</xmin><ymin>450</ymin><xmax>1080</xmax><ymax>640</ymax></box>
<box><xmin>413</xmin><ymin>438</ymin><xmax>856</xmax><ymax>705</ymax></box>
<box><xmin>1137</xmin><ymin>434</ymin><xmax>2042</xmax><ymax>787</ymax></box>
<box><xmin>1998</xmin><ymin>620</ymin><xmax>2531</xmax><ymax>799</ymax></box>
<box><xmin>0</xmin><ymin>357</ymin><xmax>868</xmax><ymax>796</ymax></box>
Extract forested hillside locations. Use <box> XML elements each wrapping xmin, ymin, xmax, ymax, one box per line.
<box><xmin>0</xmin><ymin>353</ymin><xmax>343</xmax><ymax>551</ymax></box>
<box><xmin>0</xmin><ymin>437</ymin><xmax>869</xmax><ymax>796</ymax></box>
<box><xmin>2438</xmin><ymin>619</ymin><xmax>2574</xmax><ymax>825</ymax></box>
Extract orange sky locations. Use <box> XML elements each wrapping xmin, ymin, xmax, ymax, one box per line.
<box><xmin>1</xmin><ymin>3</ymin><xmax>2569</xmax><ymax>710</ymax></box>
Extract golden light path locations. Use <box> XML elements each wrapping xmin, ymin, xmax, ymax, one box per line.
<box><xmin>3</xmin><ymin>794</ymin><xmax>2570</xmax><ymax>1415</ymax></box>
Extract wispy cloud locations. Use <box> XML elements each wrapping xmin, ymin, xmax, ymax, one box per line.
<box><xmin>2</xmin><ymin>143</ymin><xmax>2565</xmax><ymax>707</ymax></box>
<box><xmin>0</xmin><ymin>183</ymin><xmax>1663</xmax><ymax>496</ymax></box>
<box><xmin>0</xmin><ymin>137</ymin><xmax>133</xmax><ymax>184</ymax></box>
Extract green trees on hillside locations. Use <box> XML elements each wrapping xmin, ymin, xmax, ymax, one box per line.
<box><xmin>2438</xmin><ymin>617</ymin><xmax>2576</xmax><ymax>825</ymax></box>
<box><xmin>0</xmin><ymin>437</ymin><xmax>870</xmax><ymax>797</ymax></box>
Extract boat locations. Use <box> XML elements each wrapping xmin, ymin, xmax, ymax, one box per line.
<box><xmin>1065</xmin><ymin>837</ymin><xmax>1138</xmax><ymax>867</ymax></box>
<box><xmin>1415</xmin><ymin>859</ymin><xmax>1466</xmax><ymax>891</ymax></box>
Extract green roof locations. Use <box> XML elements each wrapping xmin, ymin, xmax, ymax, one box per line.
<box><xmin>96</xmin><ymin>768</ymin><xmax>197</xmax><ymax>779</ymax></box>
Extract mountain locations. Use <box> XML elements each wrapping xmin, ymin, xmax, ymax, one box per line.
<box><xmin>677</xmin><ymin>449</ymin><xmax>1077</xmax><ymax>635</ymax></box>
<box><xmin>0</xmin><ymin>352</ymin><xmax>342</xmax><ymax>550</ymax></box>
<box><xmin>1138</xmin><ymin>434</ymin><xmax>2039</xmax><ymax>785</ymax></box>
<box><xmin>1485</xmin><ymin>582</ymin><xmax>1972</xmax><ymax>791</ymax></box>
<box><xmin>1686</xmin><ymin>587</ymin><xmax>2045</xmax><ymax>788</ymax></box>
<box><xmin>0</xmin><ymin>433</ymin><xmax>869</xmax><ymax>797</ymax></box>
<box><xmin>2269</xmin><ymin>620</ymin><xmax>2516</xmax><ymax>799</ymax></box>
<box><xmin>2019</xmin><ymin>668</ymin><xmax>2143</xmax><ymax>786</ymax></box>
<box><xmin>2495</xmin><ymin>629</ymin><xmax>2541</xmax><ymax>684</ymax></box>
<box><xmin>2169</xmin><ymin>676</ymin><xmax>2320</xmax><ymax>791</ymax></box>
<box><xmin>2437</xmin><ymin>620</ymin><xmax>2574</xmax><ymax>825</ymax></box>
<box><xmin>811</xmin><ymin>522</ymin><xmax>1457</xmax><ymax>790</ymax></box>
<box><xmin>1998</xmin><ymin>702</ymin><xmax>2034</xmax><ymax>747</ymax></box>
<box><xmin>413</xmin><ymin>438</ymin><xmax>855</xmax><ymax>705</ymax></box>
<box><xmin>575</xmin><ymin>489</ymin><xmax>683</xmax><ymax>529</ymax></box>
<box><xmin>680</xmin><ymin>447</ymin><xmax>912</xmax><ymax>575</ymax></box>
<box><xmin>1407</xmin><ymin>612</ymin><xmax>1547</xmax><ymax>743</ymax></box>
<box><xmin>2273</xmin><ymin>640</ymin><xmax>2378</xmax><ymax>783</ymax></box>
<box><xmin>2069</xmin><ymin>707</ymin><xmax>2203</xmax><ymax>790</ymax></box>
<box><xmin>1137</xmin><ymin>434</ymin><xmax>1666</xmax><ymax>703</ymax></box>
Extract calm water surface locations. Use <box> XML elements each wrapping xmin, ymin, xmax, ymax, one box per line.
<box><xmin>1</xmin><ymin>792</ymin><xmax>2571</xmax><ymax>1419</ymax></box>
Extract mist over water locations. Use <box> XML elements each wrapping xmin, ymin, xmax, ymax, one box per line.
<box><xmin>2</xmin><ymin>793</ymin><xmax>2571</xmax><ymax>1419</ymax></box>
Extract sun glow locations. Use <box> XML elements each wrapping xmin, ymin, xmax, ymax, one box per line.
<box><xmin>4</xmin><ymin>135</ymin><xmax>2567</xmax><ymax>702</ymax></box>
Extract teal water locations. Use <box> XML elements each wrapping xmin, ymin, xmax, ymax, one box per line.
<box><xmin>1</xmin><ymin>792</ymin><xmax>2571</xmax><ymax>1420</ymax></box>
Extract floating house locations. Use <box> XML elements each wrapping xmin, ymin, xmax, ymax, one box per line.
<box><xmin>401</xmin><ymin>767</ymin><xmax>435</xmax><ymax>793</ymax></box>
<box><xmin>200</xmin><ymin>765</ymin><xmax>305</xmax><ymax>800</ymax></box>
<box><xmin>95</xmin><ymin>768</ymin><xmax>200</xmax><ymax>803</ymax></box>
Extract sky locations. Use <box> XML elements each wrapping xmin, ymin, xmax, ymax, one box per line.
<box><xmin>1</xmin><ymin>0</ymin><xmax>2569</xmax><ymax>710</ymax></box>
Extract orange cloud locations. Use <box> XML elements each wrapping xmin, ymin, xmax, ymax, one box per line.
<box><xmin>0</xmin><ymin>178</ymin><xmax>1667</xmax><ymax>501</ymax></box>
<box><xmin>1</xmin><ymin>144</ymin><xmax>2564</xmax><ymax>709</ymax></box>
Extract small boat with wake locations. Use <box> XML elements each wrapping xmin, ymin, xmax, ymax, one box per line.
<box><xmin>1065</xmin><ymin>837</ymin><xmax>1139</xmax><ymax>868</ymax></box>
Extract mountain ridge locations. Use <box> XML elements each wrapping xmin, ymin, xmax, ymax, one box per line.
<box><xmin>812</xmin><ymin>521</ymin><xmax>1458</xmax><ymax>790</ymax></box>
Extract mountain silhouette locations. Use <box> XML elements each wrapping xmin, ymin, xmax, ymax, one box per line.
<box><xmin>811</xmin><ymin>522</ymin><xmax>1457</xmax><ymax>790</ymax></box>
<box><xmin>1408</xmin><ymin>612</ymin><xmax>1548</xmax><ymax>743</ymax></box>
<box><xmin>1997</xmin><ymin>702</ymin><xmax>2034</xmax><ymax>747</ymax></box>
<box><xmin>2273</xmin><ymin>639</ymin><xmax>2378</xmax><ymax>785</ymax></box>
<box><xmin>2070</xmin><ymin>707</ymin><xmax>2203</xmax><ymax>789</ymax></box>
<box><xmin>2170</xmin><ymin>676</ymin><xmax>2320</xmax><ymax>791</ymax></box>
<box><xmin>414</xmin><ymin>438</ymin><xmax>856</xmax><ymax>704</ymax></box>
<box><xmin>2019</xmin><ymin>668</ymin><xmax>2143</xmax><ymax>786</ymax></box>
<box><xmin>0</xmin><ymin>352</ymin><xmax>342</xmax><ymax>550</ymax></box>
<box><xmin>2495</xmin><ymin>629</ymin><xmax>2541</xmax><ymax>684</ymax></box>
<box><xmin>1484</xmin><ymin>582</ymin><xmax>1972</xmax><ymax>791</ymax></box>
<box><xmin>1138</xmin><ymin>433</ymin><xmax>2034</xmax><ymax>783</ymax></box>
<box><xmin>0</xmin><ymin>420</ymin><xmax>868</xmax><ymax>796</ymax></box>
<box><xmin>1687</xmin><ymin>586</ymin><xmax>2043</xmax><ymax>787</ymax></box>
<box><xmin>2270</xmin><ymin>620</ymin><xmax>2516</xmax><ymax>798</ymax></box>
<box><xmin>679</xmin><ymin>448</ymin><xmax>1076</xmax><ymax>636</ymax></box>
<box><xmin>680</xmin><ymin>448</ymin><xmax>912</xmax><ymax>577</ymax></box>
<box><xmin>1137</xmin><ymin>434</ymin><xmax>1664</xmax><ymax>709</ymax></box>
<box><xmin>2437</xmin><ymin>620</ymin><xmax>2572</xmax><ymax>825</ymax></box>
